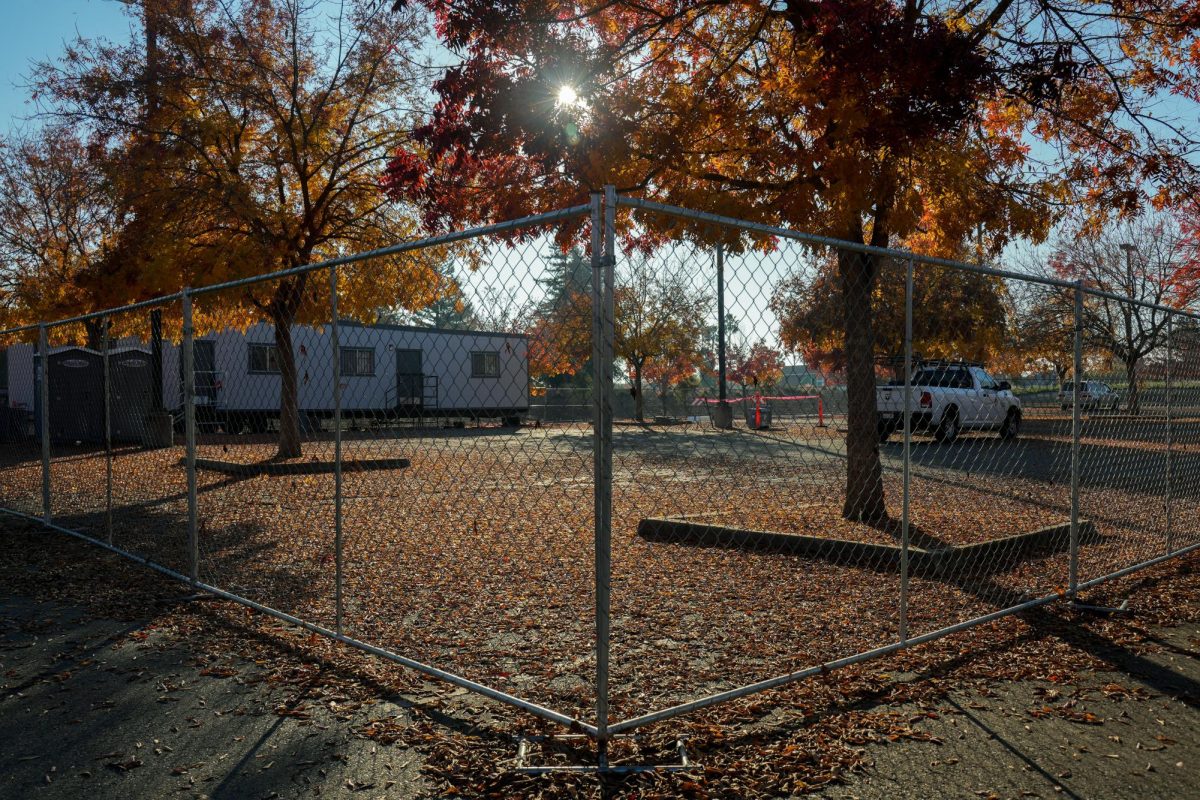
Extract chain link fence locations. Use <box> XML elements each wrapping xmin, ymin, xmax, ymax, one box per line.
<box><xmin>1</xmin><ymin>189</ymin><xmax>1198</xmax><ymax>768</ymax></box>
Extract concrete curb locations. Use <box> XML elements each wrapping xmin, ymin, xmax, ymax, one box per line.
<box><xmin>637</xmin><ymin>517</ymin><xmax>1099</xmax><ymax>576</ymax></box>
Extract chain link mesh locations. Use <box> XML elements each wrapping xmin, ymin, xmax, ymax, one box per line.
<box><xmin>105</xmin><ymin>300</ymin><xmax>189</xmax><ymax>574</ymax></box>
<box><xmin>2</xmin><ymin>196</ymin><xmax>1199</xmax><ymax>742</ymax></box>
<box><xmin>331</xmin><ymin>229</ymin><xmax>598</xmax><ymax>718</ymax></box>
<box><xmin>0</xmin><ymin>328</ymin><xmax>43</xmax><ymax>519</ymax></box>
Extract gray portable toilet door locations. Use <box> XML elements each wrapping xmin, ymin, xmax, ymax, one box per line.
<box><xmin>110</xmin><ymin>351</ymin><xmax>154</xmax><ymax>443</ymax></box>
<box><xmin>48</xmin><ymin>350</ymin><xmax>104</xmax><ymax>443</ymax></box>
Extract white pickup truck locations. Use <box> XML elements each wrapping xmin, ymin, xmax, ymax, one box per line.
<box><xmin>876</xmin><ymin>363</ymin><xmax>1022</xmax><ymax>443</ymax></box>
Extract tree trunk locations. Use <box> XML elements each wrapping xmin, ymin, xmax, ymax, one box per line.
<box><xmin>1125</xmin><ymin>357</ymin><xmax>1139</xmax><ymax>415</ymax></box>
<box><xmin>840</xmin><ymin>246</ymin><xmax>886</xmax><ymax>522</ymax></box>
<box><xmin>271</xmin><ymin>273</ymin><xmax>307</xmax><ymax>459</ymax></box>
<box><xmin>84</xmin><ymin>318</ymin><xmax>106</xmax><ymax>350</ymax></box>
<box><xmin>633</xmin><ymin>362</ymin><xmax>645</xmax><ymax>421</ymax></box>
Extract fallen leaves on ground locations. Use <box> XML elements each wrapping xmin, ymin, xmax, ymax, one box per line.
<box><xmin>2</xmin><ymin>419</ymin><xmax>1200</xmax><ymax>797</ymax></box>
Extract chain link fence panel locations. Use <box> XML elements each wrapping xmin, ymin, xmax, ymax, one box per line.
<box><xmin>3</xmin><ymin>191</ymin><xmax>1200</xmax><ymax>761</ymax></box>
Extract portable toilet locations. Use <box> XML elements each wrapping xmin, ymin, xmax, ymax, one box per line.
<box><xmin>38</xmin><ymin>348</ymin><xmax>104</xmax><ymax>444</ymax></box>
<box><xmin>34</xmin><ymin>347</ymin><xmax>156</xmax><ymax>444</ymax></box>
<box><xmin>109</xmin><ymin>348</ymin><xmax>155</xmax><ymax>442</ymax></box>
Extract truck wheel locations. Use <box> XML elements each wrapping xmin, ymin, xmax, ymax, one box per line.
<box><xmin>934</xmin><ymin>407</ymin><xmax>960</xmax><ymax>443</ymax></box>
<box><xmin>999</xmin><ymin>408</ymin><xmax>1021</xmax><ymax>440</ymax></box>
<box><xmin>877</xmin><ymin>421</ymin><xmax>894</xmax><ymax>443</ymax></box>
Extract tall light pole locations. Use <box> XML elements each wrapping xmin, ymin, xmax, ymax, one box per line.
<box><xmin>713</xmin><ymin>245</ymin><xmax>734</xmax><ymax>428</ymax></box>
<box><xmin>1119</xmin><ymin>242</ymin><xmax>1138</xmax><ymax>414</ymax></box>
<box><xmin>1119</xmin><ymin>242</ymin><xmax>1136</xmax><ymax>281</ymax></box>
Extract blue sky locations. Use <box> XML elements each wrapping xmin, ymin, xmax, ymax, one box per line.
<box><xmin>0</xmin><ymin>1</ymin><xmax>451</xmax><ymax>135</ymax></box>
<box><xmin>1</xmin><ymin>1</ymin><xmax>134</xmax><ymax>133</ymax></box>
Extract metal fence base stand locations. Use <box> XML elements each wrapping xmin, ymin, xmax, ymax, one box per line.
<box><xmin>151</xmin><ymin>592</ymin><xmax>212</xmax><ymax>606</ymax></box>
<box><xmin>1070</xmin><ymin>598</ymin><xmax>1131</xmax><ymax>615</ymax></box>
<box><xmin>513</xmin><ymin>734</ymin><xmax>692</xmax><ymax>775</ymax></box>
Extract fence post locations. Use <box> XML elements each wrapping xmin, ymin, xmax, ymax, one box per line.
<box><xmin>1069</xmin><ymin>281</ymin><xmax>1083</xmax><ymax>596</ymax></box>
<box><xmin>900</xmin><ymin>258</ymin><xmax>913</xmax><ymax>643</ymax></box>
<box><xmin>713</xmin><ymin>244</ymin><xmax>734</xmax><ymax>428</ymax></box>
<box><xmin>592</xmin><ymin>187</ymin><xmax>615</xmax><ymax>766</ymax></box>
<box><xmin>1165</xmin><ymin>313</ymin><xmax>1174</xmax><ymax>555</ymax></box>
<box><xmin>331</xmin><ymin>265</ymin><xmax>344</xmax><ymax>634</ymax></box>
<box><xmin>38</xmin><ymin>323</ymin><xmax>50</xmax><ymax>524</ymax></box>
<box><xmin>182</xmin><ymin>291</ymin><xmax>198</xmax><ymax>586</ymax></box>
<box><xmin>717</xmin><ymin>244</ymin><xmax>725</xmax><ymax>402</ymax></box>
<box><xmin>103</xmin><ymin>316</ymin><xmax>113</xmax><ymax>544</ymax></box>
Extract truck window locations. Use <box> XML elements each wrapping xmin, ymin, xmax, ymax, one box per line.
<box><xmin>970</xmin><ymin>367</ymin><xmax>997</xmax><ymax>391</ymax></box>
<box><xmin>913</xmin><ymin>368</ymin><xmax>946</xmax><ymax>387</ymax></box>
<box><xmin>913</xmin><ymin>368</ymin><xmax>971</xmax><ymax>389</ymax></box>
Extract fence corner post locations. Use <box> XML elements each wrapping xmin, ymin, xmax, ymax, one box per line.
<box><xmin>38</xmin><ymin>323</ymin><xmax>50</xmax><ymax>525</ymax></box>
<box><xmin>331</xmin><ymin>265</ymin><xmax>344</xmax><ymax>634</ymax></box>
<box><xmin>1165</xmin><ymin>312</ymin><xmax>1174</xmax><ymax>556</ymax></box>
<box><xmin>182</xmin><ymin>290</ymin><xmax>198</xmax><ymax>586</ymax></box>
<box><xmin>1069</xmin><ymin>280</ymin><xmax>1083</xmax><ymax>596</ymax></box>
<box><xmin>900</xmin><ymin>257</ymin><xmax>913</xmax><ymax>643</ymax></box>
<box><xmin>592</xmin><ymin>186</ymin><xmax>616</xmax><ymax>767</ymax></box>
<box><xmin>103</xmin><ymin>316</ymin><xmax>113</xmax><ymax>544</ymax></box>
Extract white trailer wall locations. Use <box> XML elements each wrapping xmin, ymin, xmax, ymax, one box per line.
<box><xmin>166</xmin><ymin>322</ymin><xmax>528</xmax><ymax>414</ymax></box>
<box><xmin>6</xmin><ymin>322</ymin><xmax>529</xmax><ymax>416</ymax></box>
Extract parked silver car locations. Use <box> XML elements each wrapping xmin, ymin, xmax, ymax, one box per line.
<box><xmin>1058</xmin><ymin>380</ymin><xmax>1121</xmax><ymax>411</ymax></box>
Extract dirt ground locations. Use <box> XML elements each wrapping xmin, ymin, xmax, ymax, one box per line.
<box><xmin>828</xmin><ymin>625</ymin><xmax>1200</xmax><ymax>800</ymax></box>
<box><xmin>3</xmin><ymin>521</ymin><xmax>1200</xmax><ymax>799</ymax></box>
<box><xmin>2</xmin><ymin>418</ymin><xmax>1196</xmax><ymax>732</ymax></box>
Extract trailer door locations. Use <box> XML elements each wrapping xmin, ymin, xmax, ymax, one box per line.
<box><xmin>193</xmin><ymin>340</ymin><xmax>218</xmax><ymax>406</ymax></box>
<box><xmin>395</xmin><ymin>348</ymin><xmax>423</xmax><ymax>408</ymax></box>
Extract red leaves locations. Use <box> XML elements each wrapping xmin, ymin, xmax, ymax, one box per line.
<box><xmin>274</xmin><ymin>704</ymin><xmax>312</xmax><ymax>720</ymax></box>
<box><xmin>198</xmin><ymin>666</ymin><xmax>237</xmax><ymax>678</ymax></box>
<box><xmin>1029</xmin><ymin>704</ymin><xmax>1103</xmax><ymax>724</ymax></box>
<box><xmin>381</xmin><ymin>148</ymin><xmax>427</xmax><ymax>195</ymax></box>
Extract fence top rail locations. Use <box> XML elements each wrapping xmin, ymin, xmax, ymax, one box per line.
<box><xmin>615</xmin><ymin>195</ymin><xmax>1200</xmax><ymax>324</ymax></box>
<box><xmin>0</xmin><ymin>203</ymin><xmax>592</xmax><ymax>338</ymax></box>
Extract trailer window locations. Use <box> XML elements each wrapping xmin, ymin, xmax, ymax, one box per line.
<box><xmin>471</xmin><ymin>351</ymin><xmax>499</xmax><ymax>378</ymax></box>
<box><xmin>340</xmin><ymin>347</ymin><xmax>375</xmax><ymax>377</ymax></box>
<box><xmin>247</xmin><ymin>343</ymin><xmax>281</xmax><ymax>374</ymax></box>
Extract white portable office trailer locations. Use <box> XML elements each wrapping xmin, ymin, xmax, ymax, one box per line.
<box><xmin>5</xmin><ymin>321</ymin><xmax>530</xmax><ymax>431</ymax></box>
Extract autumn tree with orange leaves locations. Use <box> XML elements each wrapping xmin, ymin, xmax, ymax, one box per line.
<box><xmin>727</xmin><ymin>341</ymin><xmax>784</xmax><ymax>397</ymax></box>
<box><xmin>615</xmin><ymin>263</ymin><xmax>710</xmax><ymax>421</ymax></box>
<box><xmin>526</xmin><ymin>247</ymin><xmax>593</xmax><ymax>381</ymax></box>
<box><xmin>386</xmin><ymin>0</ymin><xmax>1200</xmax><ymax>521</ymax></box>
<box><xmin>38</xmin><ymin>0</ymin><xmax>440</xmax><ymax>457</ymax></box>
<box><xmin>642</xmin><ymin>350</ymin><xmax>707</xmax><ymax>414</ymax></box>
<box><xmin>0</xmin><ymin>126</ymin><xmax>120</xmax><ymax>345</ymax></box>
<box><xmin>772</xmin><ymin>258</ymin><xmax>1011</xmax><ymax>375</ymax></box>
